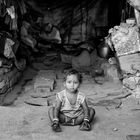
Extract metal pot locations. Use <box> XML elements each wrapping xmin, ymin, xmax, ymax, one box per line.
<box><xmin>97</xmin><ymin>41</ymin><xmax>114</xmax><ymax>59</ymax></box>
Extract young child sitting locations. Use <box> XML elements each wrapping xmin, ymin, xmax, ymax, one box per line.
<box><xmin>48</xmin><ymin>69</ymin><xmax>95</xmax><ymax>132</ymax></box>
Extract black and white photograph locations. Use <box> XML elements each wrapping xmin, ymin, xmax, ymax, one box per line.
<box><xmin>0</xmin><ymin>0</ymin><xmax>139</xmax><ymax>139</ymax></box>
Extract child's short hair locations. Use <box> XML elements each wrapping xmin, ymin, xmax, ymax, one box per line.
<box><xmin>63</xmin><ymin>69</ymin><xmax>82</xmax><ymax>83</ymax></box>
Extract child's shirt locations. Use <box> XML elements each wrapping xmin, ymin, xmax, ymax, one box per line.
<box><xmin>56</xmin><ymin>89</ymin><xmax>85</xmax><ymax>118</ymax></box>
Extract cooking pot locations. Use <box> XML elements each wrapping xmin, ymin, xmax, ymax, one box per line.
<box><xmin>97</xmin><ymin>41</ymin><xmax>114</xmax><ymax>59</ymax></box>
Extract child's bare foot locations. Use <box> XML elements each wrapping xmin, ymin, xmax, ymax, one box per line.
<box><xmin>52</xmin><ymin>121</ymin><xmax>62</xmax><ymax>132</ymax></box>
<box><xmin>79</xmin><ymin>120</ymin><xmax>91</xmax><ymax>131</ymax></box>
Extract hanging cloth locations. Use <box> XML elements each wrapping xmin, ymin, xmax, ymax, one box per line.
<box><xmin>4</xmin><ymin>37</ymin><xmax>15</xmax><ymax>58</ymax></box>
<box><xmin>10</xmin><ymin>13</ymin><xmax>17</xmax><ymax>30</ymax></box>
<box><xmin>6</xmin><ymin>5</ymin><xmax>18</xmax><ymax>30</ymax></box>
<box><xmin>6</xmin><ymin>5</ymin><xmax>15</xmax><ymax>19</ymax></box>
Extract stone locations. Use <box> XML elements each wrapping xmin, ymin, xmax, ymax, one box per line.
<box><xmin>123</xmin><ymin>77</ymin><xmax>137</xmax><ymax>90</ymax></box>
<box><xmin>0</xmin><ymin>80</ymin><xmax>6</xmax><ymax>89</ymax></box>
<box><xmin>118</xmin><ymin>52</ymin><xmax>140</xmax><ymax>73</ymax></box>
<box><xmin>126</xmin><ymin>134</ymin><xmax>140</xmax><ymax>140</ymax></box>
<box><xmin>133</xmin><ymin>85</ymin><xmax>140</xmax><ymax>98</ymax></box>
<box><xmin>24</xmin><ymin>98</ymin><xmax>48</xmax><ymax>106</ymax></box>
<box><xmin>33</xmin><ymin>70</ymin><xmax>56</xmax><ymax>94</ymax></box>
<box><xmin>30</xmin><ymin>91</ymin><xmax>52</xmax><ymax>98</ymax></box>
<box><xmin>34</xmin><ymin>78</ymin><xmax>55</xmax><ymax>93</ymax></box>
<box><xmin>37</xmin><ymin>70</ymin><xmax>56</xmax><ymax>80</ymax></box>
<box><xmin>88</xmin><ymin>98</ymin><xmax>122</xmax><ymax>109</ymax></box>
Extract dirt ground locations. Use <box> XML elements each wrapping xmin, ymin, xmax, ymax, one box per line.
<box><xmin>1</xmin><ymin>56</ymin><xmax>140</xmax><ymax>140</ymax></box>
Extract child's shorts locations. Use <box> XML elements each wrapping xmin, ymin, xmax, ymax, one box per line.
<box><xmin>63</xmin><ymin>115</ymin><xmax>76</xmax><ymax>126</ymax></box>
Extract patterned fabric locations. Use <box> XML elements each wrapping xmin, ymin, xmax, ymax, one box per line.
<box><xmin>106</xmin><ymin>23</ymin><xmax>140</xmax><ymax>56</ymax></box>
<box><xmin>56</xmin><ymin>89</ymin><xmax>85</xmax><ymax>118</ymax></box>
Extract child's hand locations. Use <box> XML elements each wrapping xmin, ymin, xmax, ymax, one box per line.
<box><xmin>52</xmin><ymin>120</ymin><xmax>62</xmax><ymax>132</ymax></box>
<box><xmin>79</xmin><ymin>120</ymin><xmax>91</xmax><ymax>131</ymax></box>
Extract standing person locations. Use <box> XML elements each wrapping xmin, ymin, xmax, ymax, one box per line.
<box><xmin>48</xmin><ymin>69</ymin><xmax>95</xmax><ymax>132</ymax></box>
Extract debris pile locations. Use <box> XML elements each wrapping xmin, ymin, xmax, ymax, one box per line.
<box><xmin>0</xmin><ymin>32</ymin><xmax>26</xmax><ymax>104</ymax></box>
<box><xmin>107</xmin><ymin>22</ymin><xmax>140</xmax><ymax>98</ymax></box>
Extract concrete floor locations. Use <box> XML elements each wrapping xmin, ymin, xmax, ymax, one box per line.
<box><xmin>1</xmin><ymin>58</ymin><xmax>140</xmax><ymax>140</ymax></box>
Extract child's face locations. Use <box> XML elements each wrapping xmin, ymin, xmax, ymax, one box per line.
<box><xmin>64</xmin><ymin>74</ymin><xmax>80</xmax><ymax>93</ymax></box>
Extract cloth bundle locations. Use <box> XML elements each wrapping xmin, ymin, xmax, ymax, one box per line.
<box><xmin>106</xmin><ymin>23</ymin><xmax>140</xmax><ymax>57</ymax></box>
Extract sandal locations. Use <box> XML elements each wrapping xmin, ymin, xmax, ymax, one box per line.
<box><xmin>52</xmin><ymin>121</ymin><xmax>62</xmax><ymax>132</ymax></box>
<box><xmin>79</xmin><ymin>121</ymin><xmax>91</xmax><ymax>131</ymax></box>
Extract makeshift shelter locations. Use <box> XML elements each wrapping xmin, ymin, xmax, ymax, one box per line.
<box><xmin>0</xmin><ymin>1</ymin><xmax>140</xmax><ymax>140</ymax></box>
<box><xmin>0</xmin><ymin>0</ymin><xmax>139</xmax><ymax>102</ymax></box>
